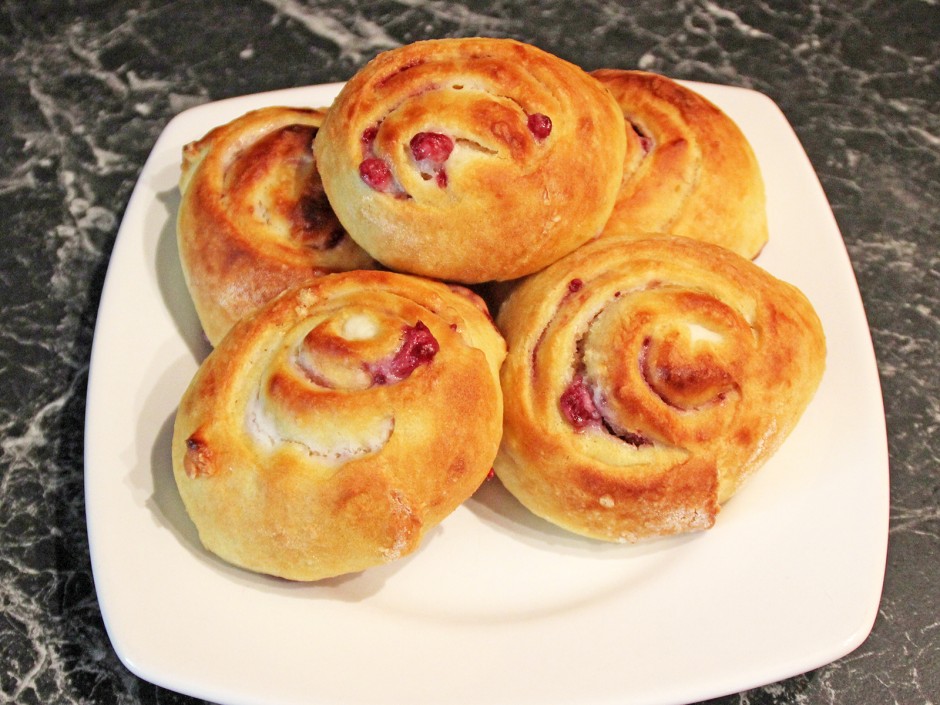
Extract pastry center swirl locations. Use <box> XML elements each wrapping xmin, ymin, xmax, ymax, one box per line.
<box><xmin>571</xmin><ymin>286</ymin><xmax>755</xmax><ymax>445</ymax></box>
<box><xmin>245</xmin><ymin>306</ymin><xmax>440</xmax><ymax>466</ymax></box>
<box><xmin>356</xmin><ymin>75</ymin><xmax>557</xmax><ymax>199</ymax></box>
<box><xmin>224</xmin><ymin>124</ymin><xmax>346</xmax><ymax>250</ymax></box>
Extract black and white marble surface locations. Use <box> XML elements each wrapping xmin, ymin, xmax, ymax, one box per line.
<box><xmin>1</xmin><ymin>1</ymin><xmax>938</xmax><ymax>703</ymax></box>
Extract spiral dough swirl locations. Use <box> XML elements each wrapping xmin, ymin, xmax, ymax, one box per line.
<box><xmin>177</xmin><ymin>106</ymin><xmax>376</xmax><ymax>345</ymax></box>
<box><xmin>591</xmin><ymin>70</ymin><xmax>768</xmax><ymax>260</ymax></box>
<box><xmin>495</xmin><ymin>235</ymin><xmax>825</xmax><ymax>542</ymax></box>
<box><xmin>313</xmin><ymin>37</ymin><xmax>626</xmax><ymax>283</ymax></box>
<box><xmin>172</xmin><ymin>270</ymin><xmax>505</xmax><ymax>580</ymax></box>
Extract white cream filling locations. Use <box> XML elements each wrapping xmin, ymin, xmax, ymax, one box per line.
<box><xmin>687</xmin><ymin>322</ymin><xmax>724</xmax><ymax>345</ymax></box>
<box><xmin>247</xmin><ymin>394</ymin><xmax>394</xmax><ymax>468</ymax></box>
<box><xmin>340</xmin><ymin>312</ymin><xmax>379</xmax><ymax>341</ymax></box>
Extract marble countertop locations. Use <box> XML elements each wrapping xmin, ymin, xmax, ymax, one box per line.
<box><xmin>1</xmin><ymin>1</ymin><xmax>937</xmax><ymax>703</ymax></box>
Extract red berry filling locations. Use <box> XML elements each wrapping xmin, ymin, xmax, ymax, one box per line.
<box><xmin>410</xmin><ymin>132</ymin><xmax>454</xmax><ymax>163</ymax></box>
<box><xmin>568</xmin><ymin>278</ymin><xmax>583</xmax><ymax>293</ymax></box>
<box><xmin>527</xmin><ymin>113</ymin><xmax>552</xmax><ymax>140</ymax></box>
<box><xmin>369</xmin><ymin>321</ymin><xmax>439</xmax><ymax>385</ymax></box>
<box><xmin>358</xmin><ymin>124</ymin><xmax>406</xmax><ymax>195</ymax></box>
<box><xmin>410</xmin><ymin>131</ymin><xmax>454</xmax><ymax>188</ymax></box>
<box><xmin>560</xmin><ymin>375</ymin><xmax>601</xmax><ymax>428</ymax></box>
<box><xmin>361</xmin><ymin>125</ymin><xmax>379</xmax><ymax>152</ymax></box>
<box><xmin>391</xmin><ymin>321</ymin><xmax>439</xmax><ymax>377</ymax></box>
<box><xmin>560</xmin><ymin>373</ymin><xmax>651</xmax><ymax>447</ymax></box>
<box><xmin>359</xmin><ymin>158</ymin><xmax>394</xmax><ymax>192</ymax></box>
<box><xmin>632</xmin><ymin>124</ymin><xmax>653</xmax><ymax>154</ymax></box>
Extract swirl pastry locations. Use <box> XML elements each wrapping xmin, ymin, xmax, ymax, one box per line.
<box><xmin>177</xmin><ymin>106</ymin><xmax>376</xmax><ymax>346</ymax></box>
<box><xmin>313</xmin><ymin>37</ymin><xmax>626</xmax><ymax>283</ymax></box>
<box><xmin>171</xmin><ymin>270</ymin><xmax>506</xmax><ymax>581</ymax></box>
<box><xmin>495</xmin><ymin>234</ymin><xmax>825</xmax><ymax>542</ymax></box>
<box><xmin>591</xmin><ymin>69</ymin><xmax>768</xmax><ymax>259</ymax></box>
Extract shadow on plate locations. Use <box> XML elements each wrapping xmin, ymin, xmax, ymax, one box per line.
<box><xmin>153</xmin><ymin>184</ymin><xmax>211</xmax><ymax>363</ymax></box>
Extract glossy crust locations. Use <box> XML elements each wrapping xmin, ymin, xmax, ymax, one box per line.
<box><xmin>592</xmin><ymin>70</ymin><xmax>768</xmax><ymax>259</ymax></box>
<box><xmin>314</xmin><ymin>38</ymin><xmax>626</xmax><ymax>283</ymax></box>
<box><xmin>177</xmin><ymin>106</ymin><xmax>376</xmax><ymax>346</ymax></box>
<box><xmin>495</xmin><ymin>235</ymin><xmax>825</xmax><ymax>542</ymax></box>
<box><xmin>172</xmin><ymin>270</ymin><xmax>506</xmax><ymax>581</ymax></box>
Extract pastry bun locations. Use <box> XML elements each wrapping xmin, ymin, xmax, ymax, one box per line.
<box><xmin>177</xmin><ymin>106</ymin><xmax>376</xmax><ymax>346</ymax></box>
<box><xmin>314</xmin><ymin>37</ymin><xmax>626</xmax><ymax>283</ymax></box>
<box><xmin>494</xmin><ymin>234</ymin><xmax>825</xmax><ymax>542</ymax></box>
<box><xmin>592</xmin><ymin>70</ymin><xmax>768</xmax><ymax>259</ymax></box>
<box><xmin>172</xmin><ymin>270</ymin><xmax>506</xmax><ymax>581</ymax></box>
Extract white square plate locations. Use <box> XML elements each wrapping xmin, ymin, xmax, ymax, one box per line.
<box><xmin>85</xmin><ymin>81</ymin><xmax>888</xmax><ymax>705</ymax></box>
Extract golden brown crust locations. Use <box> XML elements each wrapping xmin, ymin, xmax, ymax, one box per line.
<box><xmin>592</xmin><ymin>70</ymin><xmax>768</xmax><ymax>259</ymax></box>
<box><xmin>494</xmin><ymin>234</ymin><xmax>825</xmax><ymax>542</ymax></box>
<box><xmin>314</xmin><ymin>38</ymin><xmax>626</xmax><ymax>283</ymax></box>
<box><xmin>177</xmin><ymin>106</ymin><xmax>376</xmax><ymax>346</ymax></box>
<box><xmin>171</xmin><ymin>270</ymin><xmax>506</xmax><ymax>581</ymax></box>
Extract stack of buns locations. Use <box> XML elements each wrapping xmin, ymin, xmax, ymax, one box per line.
<box><xmin>172</xmin><ymin>37</ymin><xmax>825</xmax><ymax>580</ymax></box>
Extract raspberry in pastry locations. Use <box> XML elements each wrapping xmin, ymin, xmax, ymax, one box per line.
<box><xmin>177</xmin><ymin>106</ymin><xmax>376</xmax><ymax>346</ymax></box>
<box><xmin>314</xmin><ymin>37</ymin><xmax>626</xmax><ymax>283</ymax></box>
<box><xmin>172</xmin><ymin>270</ymin><xmax>506</xmax><ymax>581</ymax></box>
<box><xmin>494</xmin><ymin>234</ymin><xmax>825</xmax><ymax>542</ymax></box>
<box><xmin>592</xmin><ymin>69</ymin><xmax>768</xmax><ymax>259</ymax></box>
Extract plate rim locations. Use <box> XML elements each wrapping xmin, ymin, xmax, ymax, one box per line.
<box><xmin>84</xmin><ymin>79</ymin><xmax>889</xmax><ymax>705</ymax></box>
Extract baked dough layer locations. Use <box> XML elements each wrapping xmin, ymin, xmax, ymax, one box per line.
<box><xmin>593</xmin><ymin>70</ymin><xmax>768</xmax><ymax>259</ymax></box>
<box><xmin>495</xmin><ymin>234</ymin><xmax>825</xmax><ymax>541</ymax></box>
<box><xmin>172</xmin><ymin>270</ymin><xmax>506</xmax><ymax>580</ymax></box>
<box><xmin>314</xmin><ymin>37</ymin><xmax>626</xmax><ymax>283</ymax></box>
<box><xmin>177</xmin><ymin>106</ymin><xmax>376</xmax><ymax>345</ymax></box>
